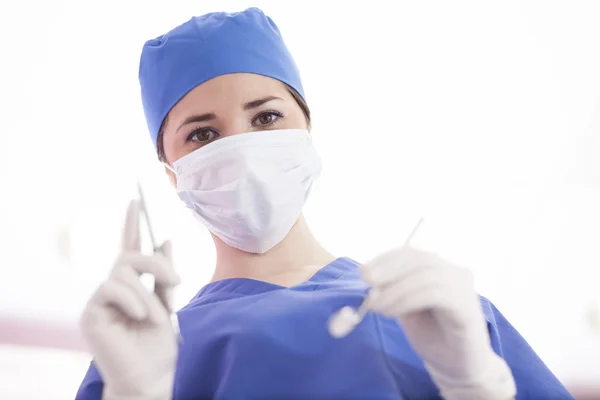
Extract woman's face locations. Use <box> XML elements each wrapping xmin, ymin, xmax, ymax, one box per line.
<box><xmin>161</xmin><ymin>73</ymin><xmax>308</xmax><ymax>166</ymax></box>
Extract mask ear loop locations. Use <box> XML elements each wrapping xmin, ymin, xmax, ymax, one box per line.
<box><xmin>163</xmin><ymin>162</ymin><xmax>175</xmax><ymax>173</ymax></box>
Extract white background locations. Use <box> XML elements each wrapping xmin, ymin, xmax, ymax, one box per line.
<box><xmin>1</xmin><ymin>0</ymin><xmax>599</xmax><ymax>398</ymax></box>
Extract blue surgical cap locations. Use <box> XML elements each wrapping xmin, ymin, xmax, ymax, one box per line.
<box><xmin>139</xmin><ymin>7</ymin><xmax>305</xmax><ymax>148</ymax></box>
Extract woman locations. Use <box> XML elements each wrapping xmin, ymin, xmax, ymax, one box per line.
<box><xmin>76</xmin><ymin>8</ymin><xmax>573</xmax><ymax>400</ymax></box>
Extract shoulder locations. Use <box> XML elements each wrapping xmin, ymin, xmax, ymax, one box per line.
<box><xmin>75</xmin><ymin>361</ymin><xmax>103</xmax><ymax>400</ymax></box>
<box><xmin>477</xmin><ymin>295</ymin><xmax>525</xmax><ymax>358</ymax></box>
<box><xmin>478</xmin><ymin>296</ymin><xmax>575</xmax><ymax>399</ymax></box>
<box><xmin>478</xmin><ymin>296</ymin><xmax>506</xmax><ymax>333</ymax></box>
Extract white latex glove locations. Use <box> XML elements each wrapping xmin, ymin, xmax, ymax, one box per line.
<box><xmin>362</xmin><ymin>246</ymin><xmax>516</xmax><ymax>400</ymax></box>
<box><xmin>80</xmin><ymin>200</ymin><xmax>181</xmax><ymax>400</ymax></box>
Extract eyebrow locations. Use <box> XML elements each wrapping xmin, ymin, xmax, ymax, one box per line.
<box><xmin>177</xmin><ymin>112</ymin><xmax>217</xmax><ymax>133</ymax></box>
<box><xmin>243</xmin><ymin>96</ymin><xmax>282</xmax><ymax>110</ymax></box>
<box><xmin>177</xmin><ymin>96</ymin><xmax>283</xmax><ymax>133</ymax></box>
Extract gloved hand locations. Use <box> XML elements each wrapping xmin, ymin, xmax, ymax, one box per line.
<box><xmin>79</xmin><ymin>200</ymin><xmax>181</xmax><ymax>400</ymax></box>
<box><xmin>362</xmin><ymin>246</ymin><xmax>517</xmax><ymax>400</ymax></box>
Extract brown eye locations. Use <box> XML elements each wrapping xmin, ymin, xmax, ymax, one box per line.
<box><xmin>258</xmin><ymin>113</ymin><xmax>274</xmax><ymax>124</ymax></box>
<box><xmin>188</xmin><ymin>129</ymin><xmax>219</xmax><ymax>144</ymax></box>
<box><xmin>252</xmin><ymin>111</ymin><xmax>283</xmax><ymax>127</ymax></box>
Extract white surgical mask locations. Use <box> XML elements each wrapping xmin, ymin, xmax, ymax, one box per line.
<box><xmin>171</xmin><ymin>129</ymin><xmax>322</xmax><ymax>254</ymax></box>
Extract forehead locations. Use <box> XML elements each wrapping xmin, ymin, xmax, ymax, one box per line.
<box><xmin>169</xmin><ymin>73</ymin><xmax>292</xmax><ymax>118</ymax></box>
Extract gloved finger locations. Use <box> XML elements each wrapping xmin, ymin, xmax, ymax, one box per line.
<box><xmin>154</xmin><ymin>284</ymin><xmax>175</xmax><ymax>314</ymax></box>
<box><xmin>368</xmin><ymin>265</ymin><xmax>445</xmax><ymax>314</ymax></box>
<box><xmin>111</xmin><ymin>266</ymin><xmax>171</xmax><ymax>325</ymax></box>
<box><xmin>111</xmin><ymin>264</ymin><xmax>162</xmax><ymax>315</ymax></box>
<box><xmin>146</xmin><ymin>288</ymin><xmax>172</xmax><ymax>325</ymax></box>
<box><xmin>378</xmin><ymin>285</ymin><xmax>449</xmax><ymax>318</ymax></box>
<box><xmin>362</xmin><ymin>246</ymin><xmax>436</xmax><ymax>287</ymax></box>
<box><xmin>92</xmin><ymin>280</ymin><xmax>149</xmax><ymax>321</ymax></box>
<box><xmin>395</xmin><ymin>286</ymin><xmax>485</xmax><ymax>335</ymax></box>
<box><xmin>122</xmin><ymin>200</ymin><xmax>141</xmax><ymax>253</ymax></box>
<box><xmin>373</xmin><ymin>266</ymin><xmax>474</xmax><ymax>317</ymax></box>
<box><xmin>158</xmin><ymin>240</ymin><xmax>173</xmax><ymax>262</ymax></box>
<box><xmin>115</xmin><ymin>252</ymin><xmax>181</xmax><ymax>287</ymax></box>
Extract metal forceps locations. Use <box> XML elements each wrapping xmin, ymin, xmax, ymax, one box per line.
<box><xmin>137</xmin><ymin>182</ymin><xmax>182</xmax><ymax>342</ymax></box>
<box><xmin>328</xmin><ymin>217</ymin><xmax>424</xmax><ymax>338</ymax></box>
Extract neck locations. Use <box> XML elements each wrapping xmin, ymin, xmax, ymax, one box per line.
<box><xmin>210</xmin><ymin>215</ymin><xmax>336</xmax><ymax>285</ymax></box>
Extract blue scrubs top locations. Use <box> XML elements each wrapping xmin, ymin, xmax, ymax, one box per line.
<box><xmin>76</xmin><ymin>257</ymin><xmax>573</xmax><ymax>399</ymax></box>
